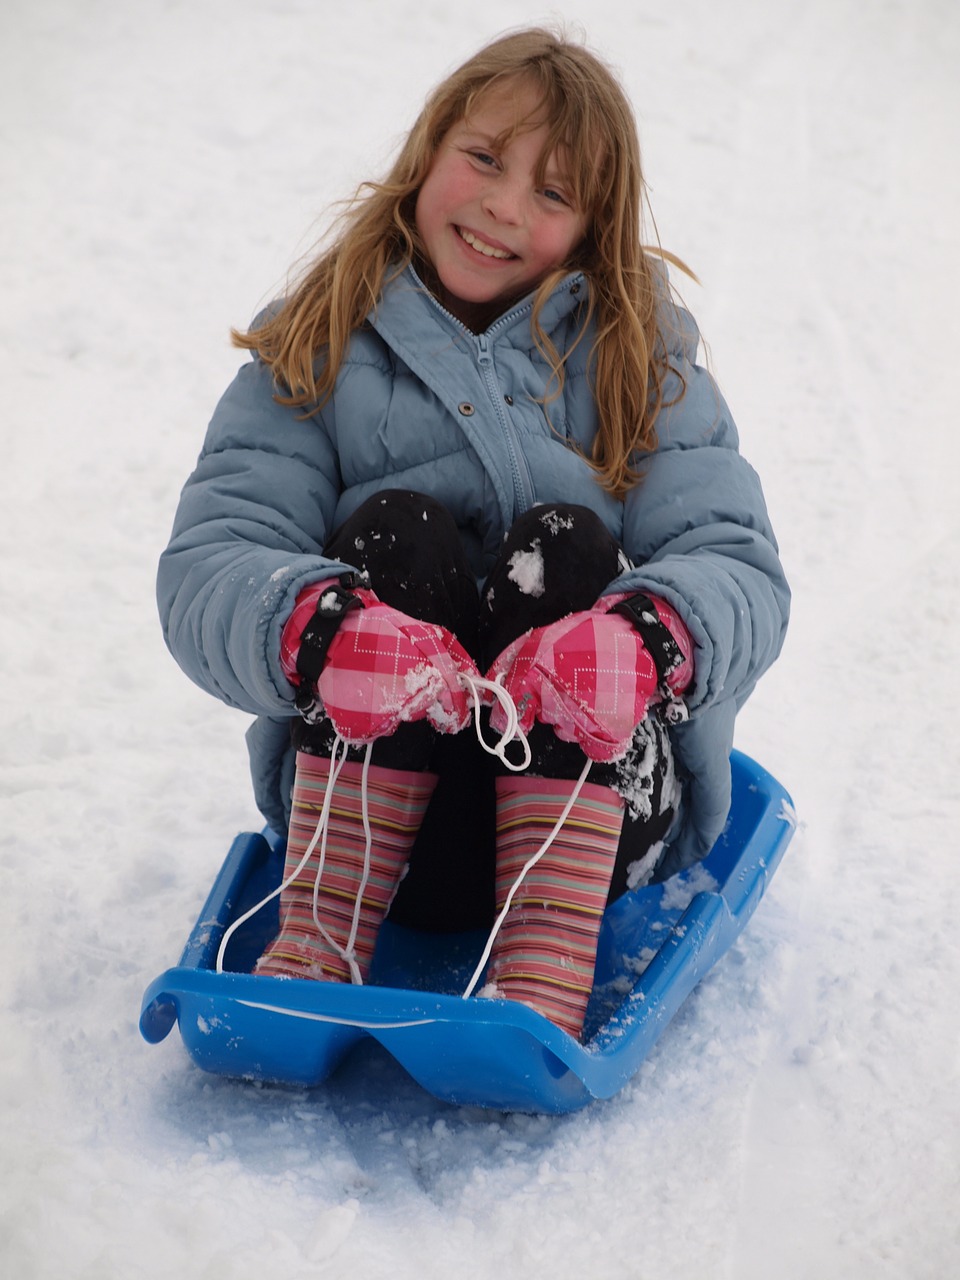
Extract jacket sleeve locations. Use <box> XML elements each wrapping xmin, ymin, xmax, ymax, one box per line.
<box><xmin>605</xmin><ymin>304</ymin><xmax>789</xmax><ymax>874</ymax></box>
<box><xmin>606</xmin><ymin>306</ymin><xmax>790</xmax><ymax>719</ymax></box>
<box><xmin>156</xmin><ymin>354</ymin><xmax>356</xmax><ymax>716</ymax></box>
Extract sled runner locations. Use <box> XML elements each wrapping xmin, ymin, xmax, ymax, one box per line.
<box><xmin>140</xmin><ymin>750</ymin><xmax>795</xmax><ymax>1114</ymax></box>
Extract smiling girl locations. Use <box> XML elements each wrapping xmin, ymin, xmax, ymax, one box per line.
<box><xmin>158</xmin><ymin>28</ymin><xmax>789</xmax><ymax>1040</ymax></box>
<box><xmin>414</xmin><ymin>82</ymin><xmax>587</xmax><ymax>329</ymax></box>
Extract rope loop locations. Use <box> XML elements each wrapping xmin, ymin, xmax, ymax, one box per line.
<box><xmin>460</xmin><ymin>672</ymin><xmax>532</xmax><ymax>771</ymax></box>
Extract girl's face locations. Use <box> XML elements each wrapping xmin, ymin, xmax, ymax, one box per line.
<box><xmin>415</xmin><ymin>83</ymin><xmax>587</xmax><ymax>329</ymax></box>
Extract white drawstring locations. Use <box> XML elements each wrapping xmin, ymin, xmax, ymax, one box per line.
<box><xmin>460</xmin><ymin>672</ymin><xmax>532</xmax><ymax>771</ymax></box>
<box><xmin>313</xmin><ymin>742</ymin><xmax>375</xmax><ymax>985</ymax></box>
<box><xmin>215</xmin><ymin>734</ymin><xmax>370</xmax><ymax>980</ymax></box>
<box><xmin>218</xmin><ymin>673</ymin><xmax>586</xmax><ymax>1002</ymax></box>
<box><xmin>461</xmin><ymin>753</ymin><xmax>592</xmax><ymax>1000</ymax></box>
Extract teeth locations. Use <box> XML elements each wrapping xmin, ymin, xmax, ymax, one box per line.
<box><xmin>458</xmin><ymin>227</ymin><xmax>513</xmax><ymax>259</ymax></box>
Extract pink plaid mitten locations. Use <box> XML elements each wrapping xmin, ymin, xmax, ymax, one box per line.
<box><xmin>487</xmin><ymin>593</ymin><xmax>693</xmax><ymax>762</ymax></box>
<box><xmin>284</xmin><ymin>582</ymin><xmax>479</xmax><ymax>743</ymax></box>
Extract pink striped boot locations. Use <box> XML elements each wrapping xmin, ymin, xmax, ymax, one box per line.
<box><xmin>255</xmin><ymin>751</ymin><xmax>437</xmax><ymax>983</ymax></box>
<box><xmin>483</xmin><ymin>774</ymin><xmax>625</xmax><ymax>1039</ymax></box>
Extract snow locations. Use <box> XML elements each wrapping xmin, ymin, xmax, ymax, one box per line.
<box><xmin>507</xmin><ymin>543</ymin><xmax>546</xmax><ymax>597</ymax></box>
<box><xmin>2</xmin><ymin>0</ymin><xmax>959</xmax><ymax>1276</ymax></box>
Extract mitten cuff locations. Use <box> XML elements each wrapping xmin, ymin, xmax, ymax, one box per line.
<box><xmin>280</xmin><ymin>574</ymin><xmax>366</xmax><ymax>686</ymax></box>
<box><xmin>609</xmin><ymin>592</ymin><xmax>694</xmax><ymax>693</ymax></box>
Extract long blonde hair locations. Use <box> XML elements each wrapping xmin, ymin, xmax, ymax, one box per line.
<box><xmin>234</xmin><ymin>28</ymin><xmax>688</xmax><ymax>498</ymax></box>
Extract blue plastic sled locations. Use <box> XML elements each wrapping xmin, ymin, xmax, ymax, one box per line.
<box><xmin>140</xmin><ymin>750</ymin><xmax>795</xmax><ymax>1114</ymax></box>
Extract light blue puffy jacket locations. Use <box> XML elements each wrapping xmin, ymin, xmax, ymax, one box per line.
<box><xmin>157</xmin><ymin>264</ymin><xmax>789</xmax><ymax>875</ymax></box>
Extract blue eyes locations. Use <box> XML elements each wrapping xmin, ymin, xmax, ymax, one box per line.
<box><xmin>466</xmin><ymin>150</ymin><xmax>570</xmax><ymax>206</ymax></box>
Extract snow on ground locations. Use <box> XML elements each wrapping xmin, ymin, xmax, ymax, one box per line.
<box><xmin>2</xmin><ymin>0</ymin><xmax>958</xmax><ymax>1276</ymax></box>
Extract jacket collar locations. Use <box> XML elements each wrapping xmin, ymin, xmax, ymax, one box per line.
<box><xmin>369</xmin><ymin>262</ymin><xmax>589</xmax><ymax>354</ymax></box>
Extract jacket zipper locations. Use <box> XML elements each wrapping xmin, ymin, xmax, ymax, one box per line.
<box><xmin>411</xmin><ymin>266</ymin><xmax>571</xmax><ymax>517</ymax></box>
<box><xmin>475</xmin><ymin>329</ymin><xmax>534</xmax><ymax>515</ymax></box>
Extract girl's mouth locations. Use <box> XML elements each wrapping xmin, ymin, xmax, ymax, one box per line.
<box><xmin>456</xmin><ymin>226</ymin><xmax>516</xmax><ymax>260</ymax></box>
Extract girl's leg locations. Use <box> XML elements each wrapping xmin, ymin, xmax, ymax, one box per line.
<box><xmin>327</xmin><ymin>489</ymin><xmax>481</xmax><ymax>651</ymax></box>
<box><xmin>480</xmin><ymin>502</ymin><xmax>679</xmax><ymax>864</ymax></box>
<box><xmin>478</xmin><ymin>503</ymin><xmax>622</xmax><ymax>666</ymax></box>
<box><xmin>294</xmin><ymin>489</ymin><xmax>481</xmax><ymax>770</ymax></box>
<box><xmin>479</xmin><ymin>505</ymin><xmax>679</xmax><ymax>1036</ymax></box>
<box><xmin>286</xmin><ymin>492</ymin><xmax>493</xmax><ymax>949</ymax></box>
<box><xmin>485</xmin><ymin>772</ymin><xmax>627</xmax><ymax>1036</ymax></box>
<box><xmin>323</xmin><ymin>491</ymin><xmax>496</xmax><ymax>931</ymax></box>
<box><xmin>255</xmin><ymin>751</ymin><xmax>437</xmax><ymax>981</ymax></box>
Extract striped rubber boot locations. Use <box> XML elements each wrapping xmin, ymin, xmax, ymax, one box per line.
<box><xmin>255</xmin><ymin>751</ymin><xmax>437</xmax><ymax>983</ymax></box>
<box><xmin>485</xmin><ymin>774</ymin><xmax>625</xmax><ymax>1038</ymax></box>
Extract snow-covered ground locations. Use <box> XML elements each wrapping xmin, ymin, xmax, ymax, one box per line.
<box><xmin>2</xmin><ymin>0</ymin><xmax>958</xmax><ymax>1275</ymax></box>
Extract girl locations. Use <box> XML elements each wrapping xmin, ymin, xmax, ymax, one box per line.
<box><xmin>158</xmin><ymin>28</ymin><xmax>789</xmax><ymax>1041</ymax></box>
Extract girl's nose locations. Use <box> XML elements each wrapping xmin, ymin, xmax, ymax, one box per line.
<box><xmin>481</xmin><ymin>179</ymin><xmax>524</xmax><ymax>225</ymax></box>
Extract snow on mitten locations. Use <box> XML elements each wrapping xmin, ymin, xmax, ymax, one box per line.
<box><xmin>487</xmin><ymin>592</ymin><xmax>693</xmax><ymax>762</ymax></box>
<box><xmin>282</xmin><ymin>579</ymin><xmax>479</xmax><ymax>743</ymax></box>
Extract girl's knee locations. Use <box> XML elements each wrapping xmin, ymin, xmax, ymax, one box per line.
<box><xmin>481</xmin><ymin>504</ymin><xmax>624</xmax><ymax>660</ymax></box>
<box><xmin>328</xmin><ymin>490</ymin><xmax>457</xmax><ymax>550</ymax></box>
<box><xmin>503</xmin><ymin>502</ymin><xmax>614</xmax><ymax>550</ymax></box>
<box><xmin>325</xmin><ymin>489</ymin><xmax>479</xmax><ymax>648</ymax></box>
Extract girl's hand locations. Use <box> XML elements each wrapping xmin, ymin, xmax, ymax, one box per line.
<box><xmin>487</xmin><ymin>593</ymin><xmax>693</xmax><ymax>762</ymax></box>
<box><xmin>285</xmin><ymin>583</ymin><xmax>480</xmax><ymax>742</ymax></box>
